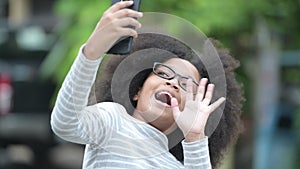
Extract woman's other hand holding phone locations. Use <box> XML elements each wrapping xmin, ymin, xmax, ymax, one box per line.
<box><xmin>83</xmin><ymin>1</ymin><xmax>143</xmax><ymax>60</ymax></box>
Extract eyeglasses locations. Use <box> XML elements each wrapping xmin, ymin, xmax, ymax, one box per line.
<box><xmin>152</xmin><ymin>62</ymin><xmax>199</xmax><ymax>94</ymax></box>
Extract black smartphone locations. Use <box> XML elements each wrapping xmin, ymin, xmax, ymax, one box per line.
<box><xmin>107</xmin><ymin>0</ymin><xmax>141</xmax><ymax>55</ymax></box>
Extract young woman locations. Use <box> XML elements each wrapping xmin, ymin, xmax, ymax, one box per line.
<box><xmin>51</xmin><ymin>1</ymin><xmax>243</xmax><ymax>168</ymax></box>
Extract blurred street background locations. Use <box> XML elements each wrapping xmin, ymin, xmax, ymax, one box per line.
<box><xmin>0</xmin><ymin>0</ymin><xmax>300</xmax><ymax>169</ymax></box>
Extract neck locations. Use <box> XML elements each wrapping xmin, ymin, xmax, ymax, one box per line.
<box><xmin>132</xmin><ymin>109</ymin><xmax>177</xmax><ymax>135</ymax></box>
<box><xmin>132</xmin><ymin>110</ymin><xmax>146</xmax><ymax>122</ymax></box>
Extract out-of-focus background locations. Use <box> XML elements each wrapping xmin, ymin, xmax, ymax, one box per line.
<box><xmin>0</xmin><ymin>0</ymin><xmax>300</xmax><ymax>169</ymax></box>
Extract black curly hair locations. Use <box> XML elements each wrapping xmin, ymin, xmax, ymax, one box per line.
<box><xmin>90</xmin><ymin>33</ymin><xmax>244</xmax><ymax>169</ymax></box>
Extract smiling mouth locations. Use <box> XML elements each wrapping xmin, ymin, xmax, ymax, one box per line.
<box><xmin>154</xmin><ymin>91</ymin><xmax>172</xmax><ymax>106</ymax></box>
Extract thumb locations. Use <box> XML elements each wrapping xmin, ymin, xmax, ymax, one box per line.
<box><xmin>210</xmin><ymin>97</ymin><xmax>226</xmax><ymax>114</ymax></box>
<box><xmin>171</xmin><ymin>98</ymin><xmax>180</xmax><ymax>119</ymax></box>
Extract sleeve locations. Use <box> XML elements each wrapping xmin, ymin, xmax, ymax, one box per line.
<box><xmin>50</xmin><ymin>45</ymin><xmax>110</xmax><ymax>145</ymax></box>
<box><xmin>182</xmin><ymin>137</ymin><xmax>212</xmax><ymax>169</ymax></box>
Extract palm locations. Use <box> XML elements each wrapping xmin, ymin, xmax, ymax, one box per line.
<box><xmin>171</xmin><ymin>78</ymin><xmax>225</xmax><ymax>137</ymax></box>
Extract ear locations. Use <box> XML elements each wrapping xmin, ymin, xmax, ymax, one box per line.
<box><xmin>133</xmin><ymin>90</ymin><xmax>141</xmax><ymax>101</ymax></box>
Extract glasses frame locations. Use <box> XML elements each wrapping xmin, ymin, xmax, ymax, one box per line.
<box><xmin>152</xmin><ymin>62</ymin><xmax>199</xmax><ymax>93</ymax></box>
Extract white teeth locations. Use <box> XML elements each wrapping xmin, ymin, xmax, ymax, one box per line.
<box><xmin>158</xmin><ymin>91</ymin><xmax>172</xmax><ymax>98</ymax></box>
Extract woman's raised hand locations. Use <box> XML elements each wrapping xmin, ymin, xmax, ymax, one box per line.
<box><xmin>171</xmin><ymin>78</ymin><xmax>226</xmax><ymax>142</ymax></box>
<box><xmin>84</xmin><ymin>1</ymin><xmax>143</xmax><ymax>60</ymax></box>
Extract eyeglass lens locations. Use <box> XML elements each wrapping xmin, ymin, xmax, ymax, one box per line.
<box><xmin>153</xmin><ymin>63</ymin><xmax>198</xmax><ymax>94</ymax></box>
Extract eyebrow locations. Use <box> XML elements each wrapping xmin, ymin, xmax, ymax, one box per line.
<box><xmin>165</xmin><ymin>64</ymin><xmax>199</xmax><ymax>82</ymax></box>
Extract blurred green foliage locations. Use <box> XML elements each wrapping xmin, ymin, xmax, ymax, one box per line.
<box><xmin>40</xmin><ymin>0</ymin><xmax>300</xmax><ymax>86</ymax></box>
<box><xmin>282</xmin><ymin>68</ymin><xmax>300</xmax><ymax>84</ymax></box>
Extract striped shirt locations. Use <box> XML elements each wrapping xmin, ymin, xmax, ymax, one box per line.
<box><xmin>50</xmin><ymin>46</ymin><xmax>212</xmax><ymax>169</ymax></box>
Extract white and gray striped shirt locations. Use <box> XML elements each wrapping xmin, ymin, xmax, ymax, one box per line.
<box><xmin>51</xmin><ymin>47</ymin><xmax>212</xmax><ymax>169</ymax></box>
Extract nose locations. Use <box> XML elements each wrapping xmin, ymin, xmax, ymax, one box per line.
<box><xmin>165</xmin><ymin>79</ymin><xmax>179</xmax><ymax>91</ymax></box>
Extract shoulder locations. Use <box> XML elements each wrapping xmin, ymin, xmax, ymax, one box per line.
<box><xmin>95</xmin><ymin>102</ymin><xmax>126</xmax><ymax>111</ymax></box>
<box><xmin>92</xmin><ymin>102</ymin><xmax>128</xmax><ymax>117</ymax></box>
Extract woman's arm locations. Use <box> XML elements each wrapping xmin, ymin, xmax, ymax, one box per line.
<box><xmin>182</xmin><ymin>137</ymin><xmax>212</xmax><ymax>169</ymax></box>
<box><xmin>50</xmin><ymin>46</ymin><xmax>102</xmax><ymax>144</ymax></box>
<box><xmin>50</xmin><ymin>1</ymin><xmax>143</xmax><ymax>145</ymax></box>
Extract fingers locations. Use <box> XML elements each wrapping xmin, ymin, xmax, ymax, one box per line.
<box><xmin>118</xmin><ymin>17</ymin><xmax>142</xmax><ymax>29</ymax></box>
<box><xmin>196</xmin><ymin>78</ymin><xmax>208</xmax><ymax>101</ymax></box>
<box><xmin>84</xmin><ymin>1</ymin><xmax>142</xmax><ymax>59</ymax></box>
<box><xmin>119</xmin><ymin>27</ymin><xmax>139</xmax><ymax>38</ymax></box>
<box><xmin>171</xmin><ymin>98</ymin><xmax>180</xmax><ymax>119</ymax></box>
<box><xmin>114</xmin><ymin>8</ymin><xmax>143</xmax><ymax>19</ymax></box>
<box><xmin>107</xmin><ymin>1</ymin><xmax>134</xmax><ymax>14</ymax></box>
<box><xmin>106</xmin><ymin>1</ymin><xmax>143</xmax><ymax>19</ymax></box>
<box><xmin>196</xmin><ymin>78</ymin><xmax>219</xmax><ymax>106</ymax></box>
<box><xmin>186</xmin><ymin>79</ymin><xmax>194</xmax><ymax>101</ymax></box>
<box><xmin>202</xmin><ymin>84</ymin><xmax>214</xmax><ymax>105</ymax></box>
<box><xmin>107</xmin><ymin>15</ymin><xmax>141</xmax><ymax>38</ymax></box>
<box><xmin>210</xmin><ymin>97</ymin><xmax>226</xmax><ymax>113</ymax></box>
<box><xmin>100</xmin><ymin>0</ymin><xmax>142</xmax><ymax>27</ymax></box>
<box><xmin>100</xmin><ymin>1</ymin><xmax>142</xmax><ymax>38</ymax></box>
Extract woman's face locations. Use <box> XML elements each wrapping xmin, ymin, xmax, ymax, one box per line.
<box><xmin>133</xmin><ymin>58</ymin><xmax>200</xmax><ymax>132</ymax></box>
